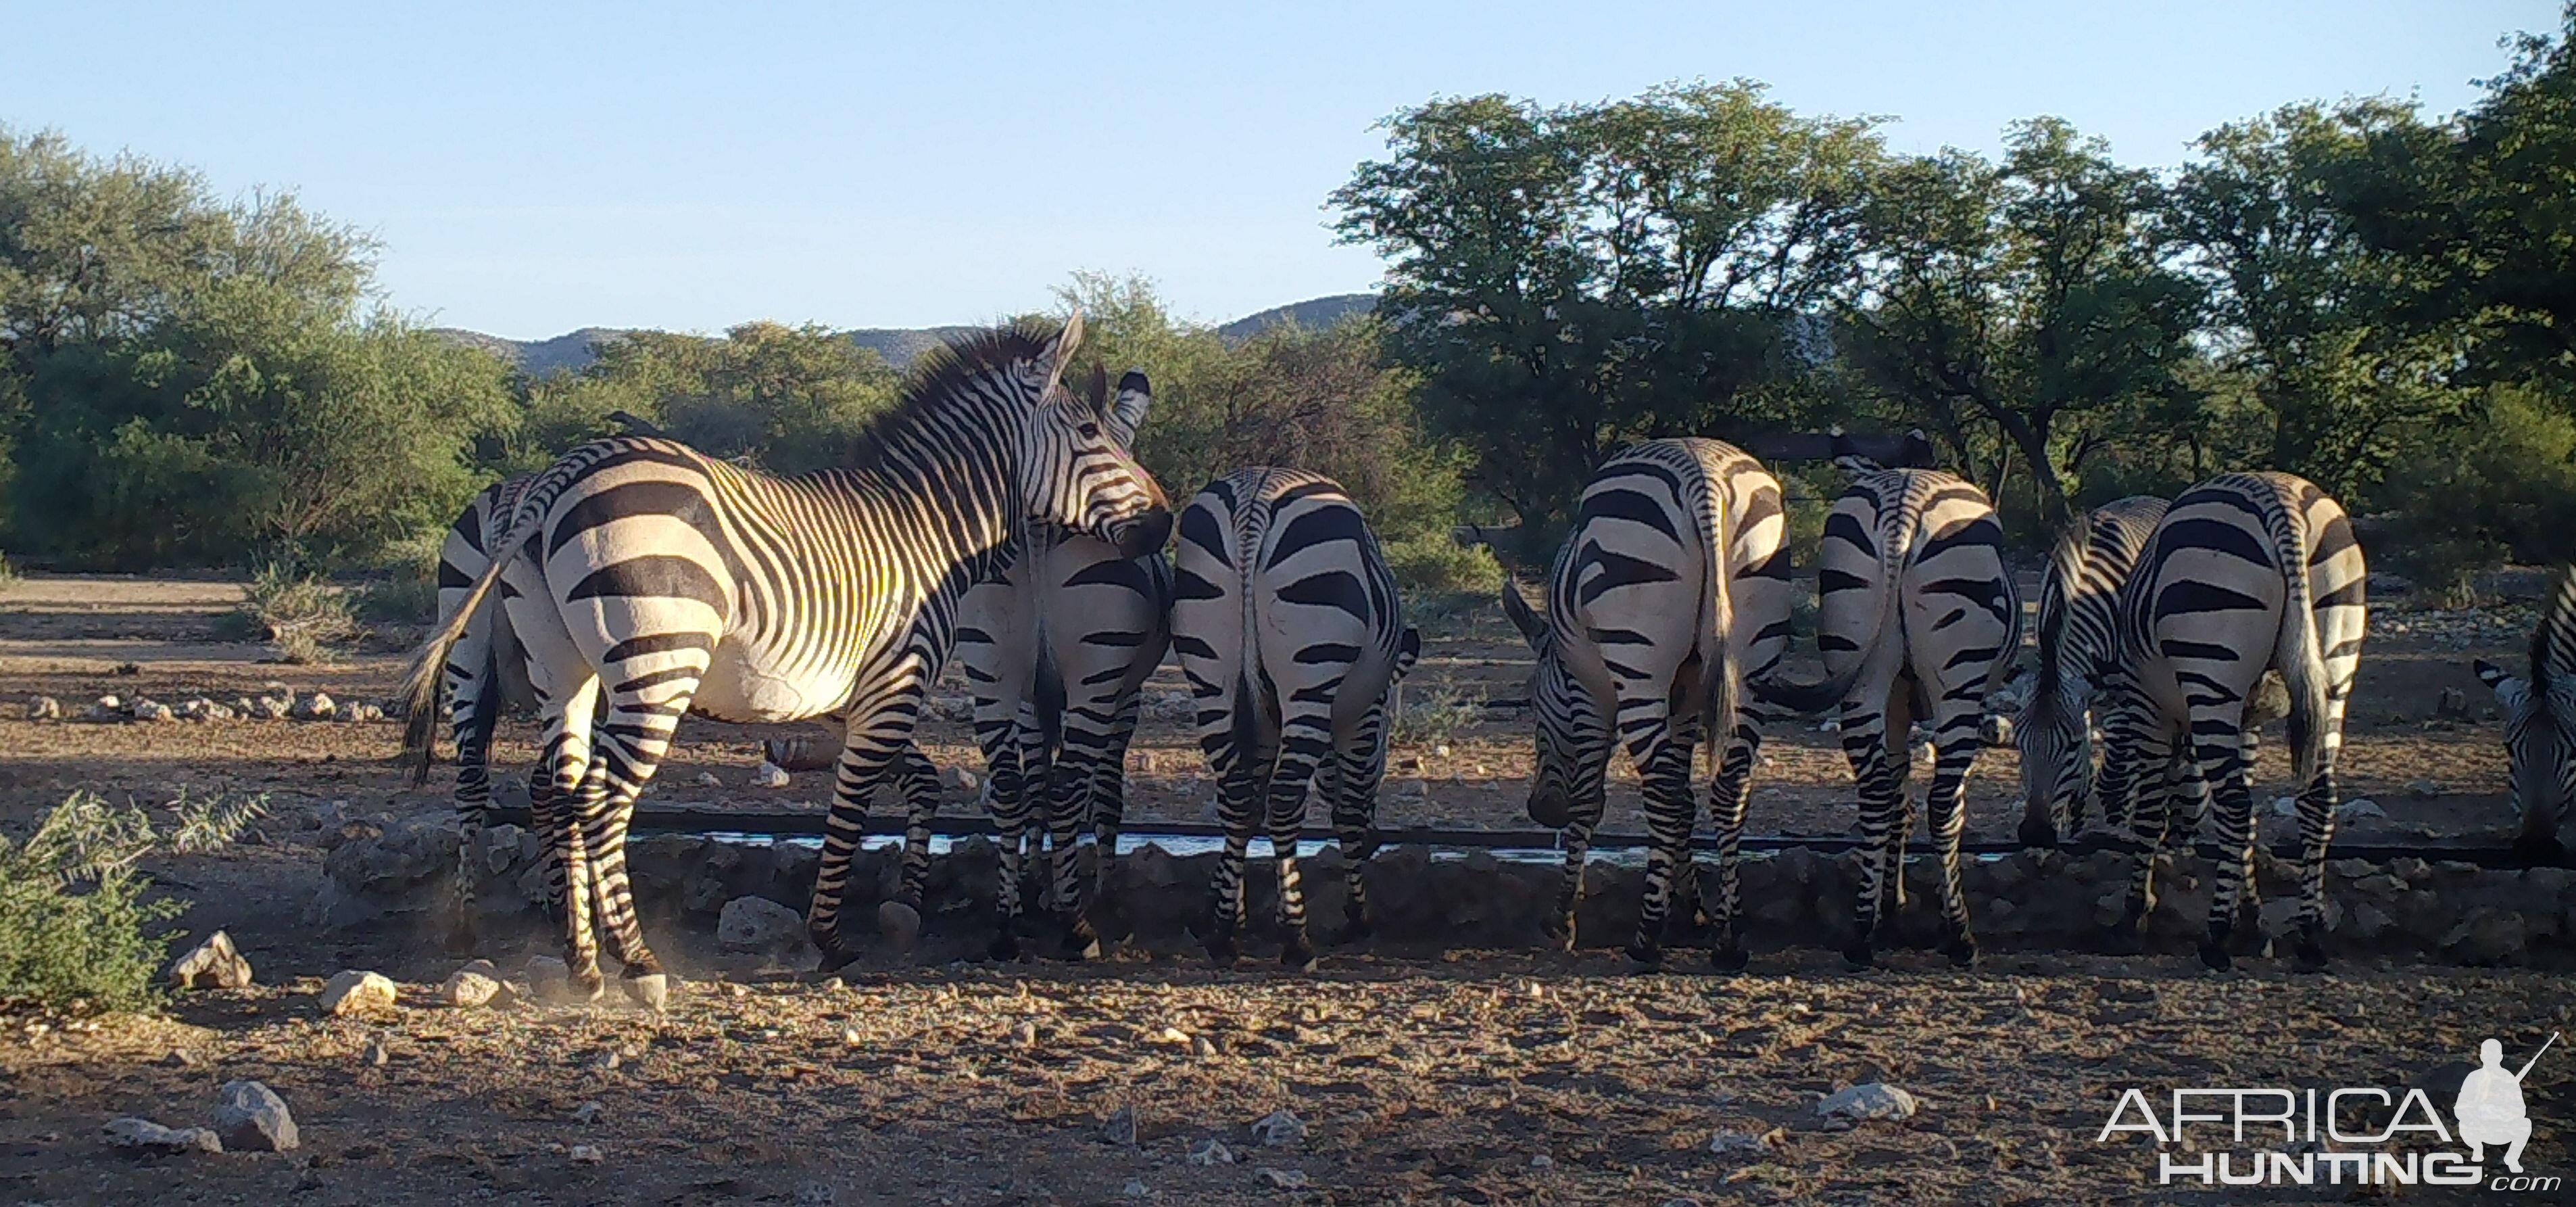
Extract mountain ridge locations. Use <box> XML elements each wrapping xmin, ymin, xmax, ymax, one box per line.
<box><xmin>435</xmin><ymin>292</ymin><xmax>1378</xmax><ymax>377</ymax></box>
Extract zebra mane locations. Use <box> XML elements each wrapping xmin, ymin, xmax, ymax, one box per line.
<box><xmin>843</xmin><ymin>318</ymin><xmax>1063</xmax><ymax>466</ymax></box>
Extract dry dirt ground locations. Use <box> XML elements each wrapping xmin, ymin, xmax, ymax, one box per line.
<box><xmin>1</xmin><ymin>573</ymin><xmax>2568</xmax><ymax>1206</ymax></box>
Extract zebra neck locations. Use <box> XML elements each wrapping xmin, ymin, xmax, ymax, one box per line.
<box><xmin>828</xmin><ymin>399</ymin><xmax>1029</xmax><ymax>590</ymax></box>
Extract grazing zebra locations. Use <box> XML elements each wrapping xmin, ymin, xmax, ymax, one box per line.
<box><xmin>1170</xmin><ymin>469</ymin><xmax>1418</xmax><ymax>970</ymax></box>
<box><xmin>1753</xmin><ymin>449</ymin><xmax>2018</xmax><ymax>968</ymax></box>
<box><xmin>943</xmin><ymin>366</ymin><xmax>1173</xmax><ymax>960</ymax></box>
<box><xmin>2016</xmin><ymin>496</ymin><xmax>2168</xmax><ymax>849</ymax></box>
<box><xmin>400</xmin><ymin>316</ymin><xmax>1171</xmax><ymax>998</ymax></box>
<box><xmin>2110</xmin><ymin>471</ymin><xmax>2365</xmax><ymax>970</ymax></box>
<box><xmin>1497</xmin><ymin>438</ymin><xmax>1791</xmax><ymax>969</ymax></box>
<box><xmin>2473</xmin><ymin>564</ymin><xmax>2576</xmax><ymax>865</ymax></box>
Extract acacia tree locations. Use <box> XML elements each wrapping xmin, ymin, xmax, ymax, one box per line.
<box><xmin>1836</xmin><ymin>119</ymin><xmax>2202</xmax><ymax>525</ymax></box>
<box><xmin>1331</xmin><ymin>82</ymin><xmax>1884</xmax><ymax>557</ymax></box>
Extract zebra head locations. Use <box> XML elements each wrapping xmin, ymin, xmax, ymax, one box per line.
<box><xmin>1502</xmin><ymin>573</ymin><xmax>1605</xmax><ymax>830</ymax></box>
<box><xmin>2015</xmin><ymin>669</ymin><xmax>2093</xmax><ymax>843</ymax></box>
<box><xmin>2475</xmin><ymin>657</ymin><xmax>2576</xmax><ymax>854</ymax></box>
<box><xmin>1021</xmin><ymin>315</ymin><xmax>1171</xmax><ymax>559</ymax></box>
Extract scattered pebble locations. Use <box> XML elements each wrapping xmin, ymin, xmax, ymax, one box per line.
<box><xmin>441</xmin><ymin>966</ymin><xmax>504</xmax><ymax>1009</ymax></box>
<box><xmin>794</xmin><ymin>1183</ymin><xmax>837</xmax><ymax>1206</ymax></box>
<box><xmin>1248</xmin><ymin>1108</ymin><xmax>1306</xmax><ymax>1148</ymax></box>
<box><xmin>1817</xmin><ymin>1082</ymin><xmax>1919</xmax><ymax>1122</ymax></box>
<box><xmin>752</xmin><ymin>761</ymin><xmax>792</xmax><ymax>788</ymax></box>
<box><xmin>1123</xmin><ymin>1179</ymin><xmax>1151</xmax><ymax>1198</ymax></box>
<box><xmin>568</xmin><ymin>1143</ymin><xmax>604</xmax><ymax>1164</ymax></box>
<box><xmin>213</xmin><ymin>1081</ymin><xmax>299</xmax><ymax>1152</ymax></box>
<box><xmin>293</xmin><ymin>692</ymin><xmax>337</xmax><ymax>720</ymax></box>
<box><xmin>1255</xmin><ymin>1168</ymin><xmax>1309</xmax><ymax>1189</ymax></box>
<box><xmin>694</xmin><ymin>771</ymin><xmax>723</xmax><ymax>787</ymax></box>
<box><xmin>104</xmin><ymin>1117</ymin><xmax>222</xmax><ymax>1154</ymax></box>
<box><xmin>1708</xmin><ymin>1128</ymin><xmax>1784</xmax><ymax>1156</ymax></box>
<box><xmin>572</xmin><ymin>1100</ymin><xmax>604</xmax><ymax>1125</ymax></box>
<box><xmin>1188</xmin><ymin>1137</ymin><xmax>1234</xmax><ymax>1166</ymax></box>
<box><xmin>1010</xmin><ymin>1020</ymin><xmax>1038</xmax><ymax>1047</ymax></box>
<box><xmin>2338</xmin><ymin>798</ymin><xmax>2387</xmax><ymax>822</ymax></box>
<box><xmin>25</xmin><ymin>694</ymin><xmax>60</xmax><ymax>721</ymax></box>
<box><xmin>1101</xmin><ymin>1105</ymin><xmax>1139</xmax><ymax>1146</ymax></box>
<box><xmin>940</xmin><ymin>765</ymin><xmax>977</xmax><ymax>792</ymax></box>
<box><xmin>361</xmin><ymin>1037</ymin><xmax>389</xmax><ymax>1067</ymax></box>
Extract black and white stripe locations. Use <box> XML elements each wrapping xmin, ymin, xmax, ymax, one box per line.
<box><xmin>2109</xmin><ymin>471</ymin><xmax>2366</xmax><ymax>970</ymax></box>
<box><xmin>400</xmin><ymin>316</ymin><xmax>1171</xmax><ymax>998</ymax></box>
<box><xmin>1753</xmin><ymin>450</ymin><xmax>2018</xmax><ymax>969</ymax></box>
<box><xmin>431</xmin><ymin>471</ymin><xmax>540</xmax><ymax>951</ymax></box>
<box><xmin>2016</xmin><ymin>496</ymin><xmax>2168</xmax><ymax>849</ymax></box>
<box><xmin>1498</xmin><ymin>438</ymin><xmax>1791</xmax><ymax>969</ymax></box>
<box><xmin>2475</xmin><ymin>565</ymin><xmax>2575</xmax><ymax>863</ymax></box>
<box><xmin>944</xmin><ymin>368</ymin><xmax>1173</xmax><ymax>960</ymax></box>
<box><xmin>1170</xmin><ymin>469</ymin><xmax>1417</xmax><ymax>971</ymax></box>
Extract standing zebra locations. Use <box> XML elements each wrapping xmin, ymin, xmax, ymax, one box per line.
<box><xmin>943</xmin><ymin>366</ymin><xmax>1173</xmax><ymax>960</ymax></box>
<box><xmin>2474</xmin><ymin>565</ymin><xmax>2576</xmax><ymax>865</ymax></box>
<box><xmin>1170</xmin><ymin>469</ymin><xmax>1418</xmax><ymax>970</ymax></box>
<box><xmin>1753</xmin><ymin>450</ymin><xmax>2018</xmax><ymax>968</ymax></box>
<box><xmin>2110</xmin><ymin>471</ymin><xmax>2365</xmax><ymax>970</ymax></box>
<box><xmin>401</xmin><ymin>316</ymin><xmax>1171</xmax><ymax>998</ymax></box>
<box><xmin>1498</xmin><ymin>438</ymin><xmax>1792</xmax><ymax>969</ymax></box>
<box><xmin>2016</xmin><ymin>496</ymin><xmax>2168</xmax><ymax>849</ymax></box>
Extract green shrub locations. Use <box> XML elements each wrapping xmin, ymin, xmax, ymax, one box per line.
<box><xmin>0</xmin><ymin>791</ymin><xmax>263</xmax><ymax>1012</ymax></box>
<box><xmin>233</xmin><ymin>564</ymin><xmax>357</xmax><ymax>663</ymax></box>
<box><xmin>1391</xmin><ymin>684</ymin><xmax>1482</xmax><ymax>749</ymax></box>
<box><xmin>2371</xmin><ymin>389</ymin><xmax>2576</xmax><ymax>596</ymax></box>
<box><xmin>0</xmin><ymin>552</ymin><xmax>17</xmax><ymax>589</ymax></box>
<box><xmin>1384</xmin><ymin>534</ymin><xmax>1503</xmax><ymax>596</ymax></box>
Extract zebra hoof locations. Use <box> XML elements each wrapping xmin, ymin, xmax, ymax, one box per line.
<box><xmin>988</xmin><ymin>930</ymin><xmax>1021</xmax><ymax>963</ymax></box>
<box><xmin>877</xmin><ymin>901</ymin><xmax>923</xmax><ymax>953</ymax></box>
<box><xmin>1280</xmin><ymin>940</ymin><xmax>1317</xmax><ymax>974</ymax></box>
<box><xmin>441</xmin><ymin>926</ymin><xmax>479</xmax><ymax>959</ymax></box>
<box><xmin>2101</xmin><ymin>925</ymin><xmax>2145</xmax><ymax>957</ymax></box>
<box><xmin>622</xmin><ymin>972</ymin><xmax>671</xmax><ymax>1012</ymax></box>
<box><xmin>568</xmin><ymin>970</ymin><xmax>608</xmax><ymax>1003</ymax></box>
<box><xmin>1541</xmin><ymin>912</ymin><xmax>1576</xmax><ymax>951</ymax></box>
<box><xmin>2197</xmin><ymin>941</ymin><xmax>2234</xmax><ymax>972</ymax></box>
<box><xmin>2016</xmin><ymin>817</ymin><xmax>2060</xmax><ymax>851</ymax></box>
<box><xmin>1060</xmin><ymin>918</ymin><xmax>1102</xmax><ymax>962</ymax></box>
<box><xmin>2293</xmin><ymin>936</ymin><xmax>2329</xmax><ymax>972</ymax></box>
<box><xmin>1205</xmin><ymin>928</ymin><xmax>1240</xmax><ymax>968</ymax></box>
<box><xmin>1708</xmin><ymin>944</ymin><xmax>1749</xmax><ymax>974</ymax></box>
<box><xmin>1842</xmin><ymin>941</ymin><xmax>1877</xmax><ymax>970</ymax></box>
<box><xmin>1624</xmin><ymin>941</ymin><xmax>1664</xmax><ymax>970</ymax></box>
<box><xmin>1942</xmin><ymin>936</ymin><xmax>1979</xmax><ymax>969</ymax></box>
<box><xmin>1328</xmin><ymin>917</ymin><xmax>1371</xmax><ymax>947</ymax></box>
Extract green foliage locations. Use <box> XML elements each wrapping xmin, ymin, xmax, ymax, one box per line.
<box><xmin>2374</xmin><ymin>388</ymin><xmax>2576</xmax><ymax>592</ymax></box>
<box><xmin>0</xmin><ymin>791</ymin><xmax>263</xmax><ymax>1012</ymax></box>
<box><xmin>1380</xmin><ymin>534</ymin><xmax>1503</xmax><ymax>596</ymax></box>
<box><xmin>1390</xmin><ymin>684</ymin><xmax>1482</xmax><ymax>749</ymax></box>
<box><xmin>1332</xmin><ymin>82</ymin><xmax>1884</xmax><ymax>559</ymax></box>
<box><xmin>514</xmin><ymin>321</ymin><xmax>900</xmax><ymax>476</ymax></box>
<box><xmin>234</xmin><ymin>563</ymin><xmax>356</xmax><ymax>663</ymax></box>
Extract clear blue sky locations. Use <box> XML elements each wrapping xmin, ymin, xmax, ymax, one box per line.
<box><xmin>1</xmin><ymin>1</ymin><xmax>2556</xmax><ymax>339</ymax></box>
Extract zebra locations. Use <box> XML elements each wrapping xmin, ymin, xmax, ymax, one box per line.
<box><xmin>942</xmin><ymin>366</ymin><xmax>1173</xmax><ymax>960</ymax></box>
<box><xmin>2473</xmin><ymin>565</ymin><xmax>2576</xmax><ymax>865</ymax></box>
<box><xmin>1497</xmin><ymin>438</ymin><xmax>1792</xmax><ymax>969</ymax></box>
<box><xmin>1169</xmin><ymin>468</ymin><xmax>1419</xmax><ymax>971</ymax></box>
<box><xmin>1752</xmin><ymin>448</ymin><xmax>2018</xmax><ymax>969</ymax></box>
<box><xmin>2016</xmin><ymin>496</ymin><xmax>2169</xmax><ymax>849</ymax></box>
<box><xmin>399</xmin><ymin>316</ymin><xmax>1172</xmax><ymax>999</ymax></box>
<box><xmin>2108</xmin><ymin>471</ymin><xmax>2366</xmax><ymax>971</ymax></box>
<box><xmin>430</xmin><ymin>415</ymin><xmax>669</xmax><ymax>955</ymax></box>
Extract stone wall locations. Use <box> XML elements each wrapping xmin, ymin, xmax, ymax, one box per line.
<box><xmin>313</xmin><ymin>815</ymin><xmax>2576</xmax><ymax>968</ymax></box>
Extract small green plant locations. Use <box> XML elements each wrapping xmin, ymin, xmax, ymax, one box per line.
<box><xmin>1383</xmin><ymin>534</ymin><xmax>1505</xmax><ymax>596</ymax></box>
<box><xmin>234</xmin><ymin>563</ymin><xmax>357</xmax><ymax>663</ymax></box>
<box><xmin>352</xmin><ymin>576</ymin><xmax>440</xmax><ymax>626</ymax></box>
<box><xmin>1390</xmin><ymin>684</ymin><xmax>1482</xmax><ymax>749</ymax></box>
<box><xmin>0</xmin><ymin>790</ymin><xmax>264</xmax><ymax>1012</ymax></box>
<box><xmin>0</xmin><ymin>552</ymin><xmax>19</xmax><ymax>589</ymax></box>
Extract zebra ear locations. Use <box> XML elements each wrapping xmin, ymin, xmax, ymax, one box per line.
<box><xmin>1500</xmin><ymin>579</ymin><xmax>1546</xmax><ymax>648</ymax></box>
<box><xmin>1041</xmin><ymin>310</ymin><xmax>1086</xmax><ymax>396</ymax></box>
<box><xmin>1107</xmin><ymin>369</ymin><xmax>1152</xmax><ymax>445</ymax></box>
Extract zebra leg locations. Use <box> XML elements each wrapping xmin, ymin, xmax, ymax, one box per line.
<box><xmin>2108</xmin><ymin>728</ymin><xmax>2171</xmax><ymax>957</ymax></box>
<box><xmin>1626</xmin><ymin>721</ymin><xmax>1697</xmax><ymax>970</ymax></box>
<box><xmin>1196</xmin><ymin>673</ymin><xmax>1266</xmax><ymax>967</ymax></box>
<box><xmin>1263</xmin><ymin>744</ymin><xmax>1329</xmax><ymax>972</ymax></box>
<box><xmin>2287</xmin><ymin>686</ymin><xmax>2343</xmax><ymax>972</ymax></box>
<box><xmin>2189</xmin><ymin>718</ymin><xmax>2258</xmax><ymax>972</ymax></box>
<box><xmin>1325</xmin><ymin>700</ymin><xmax>1388</xmax><ymax>946</ymax></box>
<box><xmin>1704</xmin><ymin>722</ymin><xmax>1761</xmax><ymax>972</ymax></box>
<box><xmin>1044</xmin><ymin>744</ymin><xmax>1104</xmax><ymax>960</ymax></box>
<box><xmin>968</xmin><ymin>690</ymin><xmax>1031</xmax><ymax>961</ymax></box>
<box><xmin>1921</xmin><ymin>713</ymin><xmax>1983</xmax><ymax>968</ymax></box>
<box><xmin>1839</xmin><ymin>693</ymin><xmax>1902</xmax><ymax>968</ymax></box>
<box><xmin>539</xmin><ymin>687</ymin><xmax>608</xmax><ymax>1000</ymax></box>
<box><xmin>1084</xmin><ymin>688</ymin><xmax>1146</xmax><ymax>928</ymax></box>
<box><xmin>443</xmin><ymin>643</ymin><xmax>499</xmax><ymax>956</ymax></box>
<box><xmin>810</xmin><ymin>680</ymin><xmax>933</xmax><ymax>969</ymax></box>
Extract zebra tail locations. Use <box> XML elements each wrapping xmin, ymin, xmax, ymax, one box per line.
<box><xmin>1698</xmin><ymin>486</ymin><xmax>1741</xmax><ymax>765</ymax></box>
<box><xmin>400</xmin><ymin>543</ymin><xmax>512</xmax><ymax>785</ymax></box>
<box><xmin>2263</xmin><ymin>503</ymin><xmax>2332</xmax><ymax>789</ymax></box>
<box><xmin>1748</xmin><ymin>491</ymin><xmax>1911</xmax><ymax>716</ymax></box>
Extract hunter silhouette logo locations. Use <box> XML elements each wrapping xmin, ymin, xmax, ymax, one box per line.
<box><xmin>2096</xmin><ymin>1033</ymin><xmax>2560</xmax><ymax>1191</ymax></box>
<box><xmin>2458</xmin><ymin>1033</ymin><xmax>2554</xmax><ymax>1175</ymax></box>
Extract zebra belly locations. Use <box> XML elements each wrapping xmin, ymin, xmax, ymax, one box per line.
<box><xmin>691</xmin><ymin>644</ymin><xmax>850</xmax><ymax>724</ymax></box>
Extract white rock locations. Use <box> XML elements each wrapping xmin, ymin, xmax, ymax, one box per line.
<box><xmin>1248</xmin><ymin>1108</ymin><xmax>1307</xmax><ymax>1148</ymax></box>
<box><xmin>694</xmin><ymin>772</ymin><xmax>723</xmax><ymax>787</ymax></box>
<box><xmin>572</xmin><ymin>1100</ymin><xmax>604</xmax><ymax>1125</ymax></box>
<box><xmin>362</xmin><ymin>1037</ymin><xmax>389</xmax><ymax>1066</ymax></box>
<box><xmin>1123</xmin><ymin>1179</ymin><xmax>1150</xmax><ymax>1199</ymax></box>
<box><xmin>1188</xmin><ymin>1137</ymin><xmax>1234</xmax><ymax>1166</ymax></box>
<box><xmin>716</xmin><ymin>895</ymin><xmax>809</xmax><ymax>955</ymax></box>
<box><xmin>1817</xmin><ymin>1082</ymin><xmax>1918</xmax><ymax>1122</ymax></box>
<box><xmin>568</xmin><ymin>1143</ymin><xmax>604</xmax><ymax>1164</ymax></box>
<box><xmin>251</xmin><ymin>696</ymin><xmax>291</xmax><ymax>720</ymax></box>
<box><xmin>1432</xmin><ymin>744</ymin><xmax>1451</xmax><ymax>757</ymax></box>
<box><xmin>213</xmin><ymin>1080</ymin><xmax>299</xmax><ymax>1151</ymax></box>
<box><xmin>752</xmin><ymin>761</ymin><xmax>792</xmax><ymax>788</ymax></box>
<box><xmin>133</xmin><ymin>701</ymin><xmax>174</xmax><ymax>723</ymax></box>
<box><xmin>1255</xmin><ymin>1168</ymin><xmax>1309</xmax><ymax>1189</ymax></box>
<box><xmin>293</xmin><ymin>692</ymin><xmax>336</xmax><ymax>720</ymax></box>
<box><xmin>105</xmin><ymin>1117</ymin><xmax>222</xmax><ymax>1154</ymax></box>
<box><xmin>26</xmin><ymin>695</ymin><xmax>60</xmax><ymax>721</ymax></box>
<box><xmin>2337</xmin><ymin>798</ymin><xmax>2386</xmax><ymax>822</ymax></box>
<box><xmin>2270</xmin><ymin>796</ymin><xmax>2298</xmax><ymax>818</ymax></box>
<box><xmin>440</xmin><ymin>968</ymin><xmax>504</xmax><ymax>1008</ymax></box>
<box><xmin>168</xmin><ymin>930</ymin><xmax>253</xmax><ymax>990</ymax></box>
<box><xmin>1708</xmin><ymin>1128</ymin><xmax>1782</xmax><ymax>1156</ymax></box>
<box><xmin>318</xmin><ymin>970</ymin><xmax>398</xmax><ymax>1016</ymax></box>
<box><xmin>940</xmin><ymin>765</ymin><xmax>977</xmax><ymax>792</ymax></box>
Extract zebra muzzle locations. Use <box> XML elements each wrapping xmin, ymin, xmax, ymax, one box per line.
<box><xmin>1109</xmin><ymin>508</ymin><xmax>1173</xmax><ymax>560</ymax></box>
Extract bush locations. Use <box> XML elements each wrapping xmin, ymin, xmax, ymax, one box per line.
<box><xmin>1391</xmin><ymin>684</ymin><xmax>1482</xmax><ymax>749</ymax></box>
<box><xmin>0</xmin><ymin>791</ymin><xmax>263</xmax><ymax>1012</ymax></box>
<box><xmin>234</xmin><ymin>564</ymin><xmax>357</xmax><ymax>663</ymax></box>
<box><xmin>2370</xmin><ymin>388</ymin><xmax>2576</xmax><ymax>595</ymax></box>
<box><xmin>1384</xmin><ymin>534</ymin><xmax>1503</xmax><ymax>596</ymax></box>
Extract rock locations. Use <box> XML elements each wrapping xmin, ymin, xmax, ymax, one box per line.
<box><xmin>716</xmin><ymin>895</ymin><xmax>808</xmax><ymax>955</ymax></box>
<box><xmin>1978</xmin><ymin>713</ymin><xmax>2014</xmax><ymax>747</ymax></box>
<box><xmin>940</xmin><ymin>765</ymin><xmax>977</xmax><ymax>792</ymax></box>
<box><xmin>1397</xmin><ymin>778</ymin><xmax>1429</xmax><ymax>799</ymax></box>
<box><xmin>752</xmin><ymin>761</ymin><xmax>792</xmax><ymax>789</ymax></box>
<box><xmin>1432</xmin><ymin>744</ymin><xmax>1452</xmax><ymax>758</ymax></box>
<box><xmin>1010</xmin><ymin>1020</ymin><xmax>1038</xmax><ymax>1047</ymax></box>
<box><xmin>1122</xmin><ymin>1179</ymin><xmax>1150</xmax><ymax>1199</ymax></box>
<box><xmin>572</xmin><ymin>1100</ymin><xmax>604</xmax><ymax>1125</ymax></box>
<box><xmin>2337</xmin><ymin>798</ymin><xmax>2385</xmax><ymax>822</ymax></box>
<box><xmin>794</xmin><ymin>1183</ymin><xmax>837</xmax><ymax>1206</ymax></box>
<box><xmin>694</xmin><ymin>772</ymin><xmax>722</xmax><ymax>787</ymax></box>
<box><xmin>525</xmin><ymin>956</ymin><xmax>572</xmax><ymax>1001</ymax></box>
<box><xmin>318</xmin><ymin>970</ymin><xmax>398</xmax><ymax>1016</ymax></box>
<box><xmin>1101</xmin><ymin>1105</ymin><xmax>1138</xmax><ymax>1146</ymax></box>
<box><xmin>251</xmin><ymin>696</ymin><xmax>291</xmax><ymax>720</ymax></box>
<box><xmin>1188</xmin><ymin>1137</ymin><xmax>1235</xmax><ymax>1166</ymax></box>
<box><xmin>1255</xmin><ymin>1168</ymin><xmax>1309</xmax><ymax>1189</ymax></box>
<box><xmin>1192</xmin><ymin>1036</ymin><xmax>1219</xmax><ymax>1059</ymax></box>
<box><xmin>26</xmin><ymin>694</ymin><xmax>60</xmax><ymax>721</ymax></box>
<box><xmin>339</xmin><ymin>703</ymin><xmax>383</xmax><ymax>724</ymax></box>
<box><xmin>1817</xmin><ymin>1083</ymin><xmax>1919</xmax><ymax>1122</ymax></box>
<box><xmin>1248</xmin><ymin>1109</ymin><xmax>1307</xmax><ymax>1148</ymax></box>
<box><xmin>1708</xmin><ymin>1128</ymin><xmax>1782</xmax><ymax>1157</ymax></box>
<box><xmin>2435</xmin><ymin>687</ymin><xmax>2471</xmax><ymax>719</ymax></box>
<box><xmin>293</xmin><ymin>692</ymin><xmax>336</xmax><ymax>720</ymax></box>
<box><xmin>168</xmin><ymin>931</ymin><xmax>253</xmax><ymax>990</ymax></box>
<box><xmin>104</xmin><ymin>1117</ymin><xmax>222</xmax><ymax>1154</ymax></box>
<box><xmin>2270</xmin><ymin>796</ymin><xmax>2297</xmax><ymax>818</ymax></box>
<box><xmin>213</xmin><ymin>1081</ymin><xmax>299</xmax><ymax>1152</ymax></box>
<box><xmin>440</xmin><ymin>966</ymin><xmax>504</xmax><ymax>1008</ymax></box>
<box><xmin>877</xmin><ymin>900</ymin><xmax>921</xmax><ymax>951</ymax></box>
<box><xmin>362</xmin><ymin>1037</ymin><xmax>389</xmax><ymax>1066</ymax></box>
<box><xmin>568</xmin><ymin>1143</ymin><xmax>604</xmax><ymax>1164</ymax></box>
<box><xmin>132</xmin><ymin>701</ymin><xmax>174</xmax><ymax>723</ymax></box>
<box><xmin>2408</xmin><ymin>780</ymin><xmax>2446</xmax><ymax>799</ymax></box>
